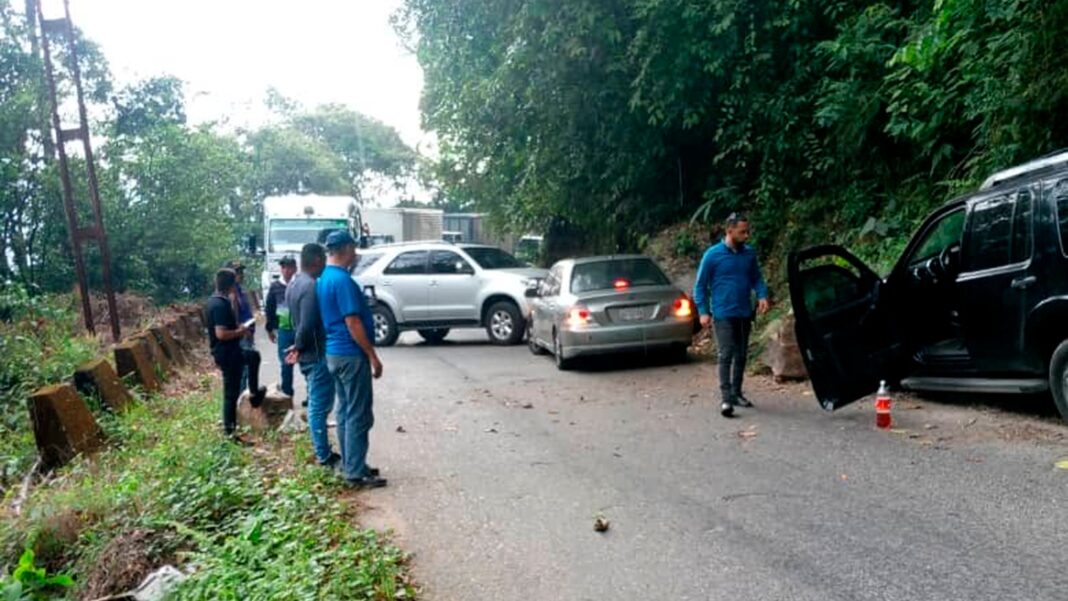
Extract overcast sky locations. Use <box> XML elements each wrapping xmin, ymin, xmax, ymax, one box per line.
<box><xmin>65</xmin><ymin>0</ymin><xmax>429</xmax><ymax>152</ymax></box>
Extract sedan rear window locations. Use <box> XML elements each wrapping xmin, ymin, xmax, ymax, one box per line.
<box><xmin>570</xmin><ymin>259</ymin><xmax>670</xmax><ymax>294</ymax></box>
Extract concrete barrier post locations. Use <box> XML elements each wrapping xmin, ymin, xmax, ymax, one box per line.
<box><xmin>28</xmin><ymin>384</ymin><xmax>104</xmax><ymax>470</ymax></box>
<box><xmin>73</xmin><ymin>358</ymin><xmax>135</xmax><ymax>412</ymax></box>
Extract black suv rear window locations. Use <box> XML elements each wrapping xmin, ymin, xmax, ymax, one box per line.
<box><xmin>570</xmin><ymin>258</ymin><xmax>670</xmax><ymax>294</ymax></box>
<box><xmin>1055</xmin><ymin>179</ymin><xmax>1068</xmax><ymax>255</ymax></box>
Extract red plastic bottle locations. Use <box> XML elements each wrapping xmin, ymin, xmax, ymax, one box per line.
<box><xmin>875</xmin><ymin>380</ymin><xmax>892</xmax><ymax>429</ymax></box>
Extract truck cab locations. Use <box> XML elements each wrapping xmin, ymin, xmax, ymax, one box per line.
<box><xmin>789</xmin><ymin>150</ymin><xmax>1068</xmax><ymax>422</ymax></box>
<box><xmin>261</xmin><ymin>194</ymin><xmax>363</xmax><ymax>296</ymax></box>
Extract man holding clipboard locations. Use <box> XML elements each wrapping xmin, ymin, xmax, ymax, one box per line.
<box><xmin>205</xmin><ymin>268</ymin><xmax>268</xmax><ymax>440</ymax></box>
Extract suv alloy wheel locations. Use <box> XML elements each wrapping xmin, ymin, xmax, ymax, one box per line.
<box><xmin>372</xmin><ymin>306</ymin><xmax>400</xmax><ymax>347</ymax></box>
<box><xmin>1048</xmin><ymin>340</ymin><xmax>1068</xmax><ymax>421</ymax></box>
<box><xmin>486</xmin><ymin>301</ymin><xmax>524</xmax><ymax>345</ymax></box>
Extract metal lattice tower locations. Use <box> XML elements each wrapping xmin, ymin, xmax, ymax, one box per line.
<box><xmin>35</xmin><ymin>0</ymin><xmax>121</xmax><ymax>341</ymax></box>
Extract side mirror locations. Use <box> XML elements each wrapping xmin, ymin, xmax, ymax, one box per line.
<box><xmin>524</xmin><ymin>287</ymin><xmax>539</xmax><ymax>298</ymax></box>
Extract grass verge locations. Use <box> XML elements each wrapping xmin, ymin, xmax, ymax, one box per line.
<box><xmin>0</xmin><ymin>374</ymin><xmax>414</xmax><ymax>600</ymax></box>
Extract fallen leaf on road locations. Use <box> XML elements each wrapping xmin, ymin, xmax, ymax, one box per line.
<box><xmin>395</xmin><ymin>425</ymin><xmax>406</xmax><ymax>433</ymax></box>
<box><xmin>889</xmin><ymin>428</ymin><xmax>909</xmax><ymax>436</ymax></box>
<box><xmin>736</xmin><ymin>426</ymin><xmax>758</xmax><ymax>441</ymax></box>
<box><xmin>594</xmin><ymin>515</ymin><xmax>610</xmax><ymax>533</ymax></box>
<box><xmin>548</xmin><ymin>410</ymin><xmax>559</xmax><ymax>415</ymax></box>
<box><xmin>924</xmin><ymin>423</ymin><xmax>938</xmax><ymax>430</ymax></box>
<box><xmin>963</xmin><ymin>418</ymin><xmax>978</xmax><ymax>428</ymax></box>
<box><xmin>1054</xmin><ymin>458</ymin><xmax>1068</xmax><ymax>470</ymax></box>
<box><xmin>484</xmin><ymin>428</ymin><xmax>498</xmax><ymax>434</ymax></box>
<box><xmin>521</xmin><ymin>402</ymin><xmax>534</xmax><ymax>409</ymax></box>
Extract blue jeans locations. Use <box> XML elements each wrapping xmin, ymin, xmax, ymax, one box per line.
<box><xmin>300</xmin><ymin>359</ymin><xmax>336</xmax><ymax>464</ymax></box>
<box><xmin>276</xmin><ymin>329</ymin><xmax>295</xmax><ymax>396</ymax></box>
<box><xmin>326</xmin><ymin>354</ymin><xmax>374</xmax><ymax>480</ymax></box>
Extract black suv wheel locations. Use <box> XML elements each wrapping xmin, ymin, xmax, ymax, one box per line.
<box><xmin>1048</xmin><ymin>340</ymin><xmax>1068</xmax><ymax>422</ymax></box>
<box><xmin>418</xmin><ymin>328</ymin><xmax>449</xmax><ymax>344</ymax></box>
<box><xmin>485</xmin><ymin>301</ymin><xmax>524</xmax><ymax>345</ymax></box>
<box><xmin>373</xmin><ymin>306</ymin><xmax>400</xmax><ymax>347</ymax></box>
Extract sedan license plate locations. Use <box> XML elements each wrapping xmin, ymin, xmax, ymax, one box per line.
<box><xmin>617</xmin><ymin>306</ymin><xmax>650</xmax><ymax>322</ymax></box>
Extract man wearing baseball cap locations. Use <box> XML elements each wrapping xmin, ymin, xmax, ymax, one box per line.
<box><xmin>317</xmin><ymin>230</ymin><xmax>386</xmax><ymax>488</ymax></box>
<box><xmin>265</xmin><ymin>256</ymin><xmax>297</xmax><ymax>397</ymax></box>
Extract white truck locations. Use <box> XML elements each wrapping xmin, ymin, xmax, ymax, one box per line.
<box><xmin>260</xmin><ymin>194</ymin><xmax>363</xmax><ymax>296</ymax></box>
<box><xmin>363</xmin><ymin>207</ymin><xmax>443</xmax><ymax>245</ymax></box>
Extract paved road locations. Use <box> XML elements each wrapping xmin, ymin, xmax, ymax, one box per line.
<box><xmin>259</xmin><ymin>328</ymin><xmax>1068</xmax><ymax>601</ymax></box>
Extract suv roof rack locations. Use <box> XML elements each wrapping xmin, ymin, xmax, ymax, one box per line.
<box><xmin>980</xmin><ymin>149</ymin><xmax>1068</xmax><ymax>191</ymax></box>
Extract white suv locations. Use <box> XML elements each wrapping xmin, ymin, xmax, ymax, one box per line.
<box><xmin>354</xmin><ymin>242</ymin><xmax>548</xmax><ymax>346</ymax></box>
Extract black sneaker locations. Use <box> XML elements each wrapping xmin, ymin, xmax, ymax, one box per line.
<box><xmin>720</xmin><ymin>401</ymin><xmax>735</xmax><ymax>417</ymax></box>
<box><xmin>249</xmin><ymin>386</ymin><xmax>268</xmax><ymax>409</ymax></box>
<box><xmin>344</xmin><ymin>475</ymin><xmax>388</xmax><ymax>489</ymax></box>
<box><xmin>733</xmin><ymin>395</ymin><xmax>754</xmax><ymax>408</ymax></box>
<box><xmin>321</xmin><ymin>454</ymin><xmax>380</xmax><ymax>477</ymax></box>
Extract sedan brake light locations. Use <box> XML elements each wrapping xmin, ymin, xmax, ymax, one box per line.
<box><xmin>673</xmin><ymin>296</ymin><xmax>693</xmax><ymax>318</ymax></box>
<box><xmin>613</xmin><ymin>278</ymin><xmax>630</xmax><ymax>290</ymax></box>
<box><xmin>567</xmin><ymin>305</ymin><xmax>591</xmax><ymax>327</ymax></box>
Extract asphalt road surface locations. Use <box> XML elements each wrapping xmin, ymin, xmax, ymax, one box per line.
<box><xmin>258</xmin><ymin>328</ymin><xmax>1068</xmax><ymax>601</ymax></box>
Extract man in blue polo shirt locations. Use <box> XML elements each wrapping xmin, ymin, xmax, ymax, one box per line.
<box><xmin>693</xmin><ymin>212</ymin><xmax>770</xmax><ymax>417</ymax></box>
<box><xmin>318</xmin><ymin>230</ymin><xmax>386</xmax><ymax>489</ymax></box>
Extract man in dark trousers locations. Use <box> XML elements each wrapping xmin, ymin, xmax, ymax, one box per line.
<box><xmin>284</xmin><ymin>243</ymin><xmax>339</xmax><ymax>468</ymax></box>
<box><xmin>205</xmin><ymin>268</ymin><xmax>267</xmax><ymax>440</ymax></box>
<box><xmin>317</xmin><ymin>230</ymin><xmax>386</xmax><ymax>489</ymax></box>
<box><xmin>693</xmin><ymin>212</ymin><xmax>770</xmax><ymax>417</ymax></box>
<box><xmin>226</xmin><ymin>260</ymin><xmax>256</xmax><ymax>391</ymax></box>
<box><xmin>265</xmin><ymin>256</ymin><xmax>297</xmax><ymax>397</ymax></box>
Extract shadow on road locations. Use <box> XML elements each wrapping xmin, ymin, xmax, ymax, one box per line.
<box><xmin>910</xmin><ymin>390</ymin><xmax>1061</xmax><ymax>421</ymax></box>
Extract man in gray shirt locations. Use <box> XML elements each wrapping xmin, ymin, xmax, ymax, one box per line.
<box><xmin>285</xmin><ymin>243</ymin><xmax>338</xmax><ymax>467</ymax></box>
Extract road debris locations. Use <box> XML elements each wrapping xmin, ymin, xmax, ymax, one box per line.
<box><xmin>395</xmin><ymin>425</ymin><xmax>406</xmax><ymax>433</ymax></box>
<box><xmin>1054</xmin><ymin>458</ymin><xmax>1068</xmax><ymax>470</ymax></box>
<box><xmin>736</xmin><ymin>426</ymin><xmax>758</xmax><ymax>441</ymax></box>
<box><xmin>521</xmin><ymin>402</ymin><xmax>534</xmax><ymax>409</ymax></box>
<box><xmin>485</xmin><ymin>427</ymin><xmax>498</xmax><ymax>434</ymax></box>
<box><xmin>593</xmin><ymin>515</ymin><xmax>610</xmax><ymax>533</ymax></box>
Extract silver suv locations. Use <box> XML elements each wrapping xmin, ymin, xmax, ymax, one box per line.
<box><xmin>355</xmin><ymin>241</ymin><xmax>548</xmax><ymax>346</ymax></box>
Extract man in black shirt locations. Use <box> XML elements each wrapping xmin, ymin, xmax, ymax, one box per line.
<box><xmin>206</xmin><ymin>268</ymin><xmax>267</xmax><ymax>439</ymax></box>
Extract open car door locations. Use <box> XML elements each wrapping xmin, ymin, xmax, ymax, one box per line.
<box><xmin>788</xmin><ymin>245</ymin><xmax>903</xmax><ymax>411</ymax></box>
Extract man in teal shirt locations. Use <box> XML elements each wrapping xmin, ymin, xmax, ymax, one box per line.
<box><xmin>318</xmin><ymin>230</ymin><xmax>386</xmax><ymax>488</ymax></box>
<box><xmin>693</xmin><ymin>212</ymin><xmax>770</xmax><ymax>417</ymax></box>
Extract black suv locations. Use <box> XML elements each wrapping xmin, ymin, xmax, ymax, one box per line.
<box><xmin>789</xmin><ymin>150</ymin><xmax>1068</xmax><ymax>422</ymax></box>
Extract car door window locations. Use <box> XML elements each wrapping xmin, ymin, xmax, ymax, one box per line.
<box><xmin>430</xmin><ymin>251</ymin><xmax>474</xmax><ymax>275</ymax></box>
<box><xmin>907</xmin><ymin>209</ymin><xmax>965</xmax><ymax>266</ymax></box>
<box><xmin>964</xmin><ymin>190</ymin><xmax>1031</xmax><ymax>272</ymax></box>
<box><xmin>384</xmin><ymin>251</ymin><xmax>429</xmax><ymax>275</ymax></box>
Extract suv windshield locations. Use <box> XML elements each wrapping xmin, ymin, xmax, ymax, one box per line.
<box><xmin>464</xmin><ymin>247</ymin><xmax>522</xmax><ymax>269</ymax></box>
<box><xmin>269</xmin><ymin>219</ymin><xmax>347</xmax><ymax>252</ymax></box>
<box><xmin>570</xmin><ymin>258</ymin><xmax>670</xmax><ymax>294</ymax></box>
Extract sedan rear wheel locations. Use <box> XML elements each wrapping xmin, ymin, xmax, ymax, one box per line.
<box><xmin>554</xmin><ymin>332</ymin><xmax>573</xmax><ymax>371</ymax></box>
<box><xmin>1048</xmin><ymin>340</ymin><xmax>1068</xmax><ymax>422</ymax></box>
<box><xmin>418</xmin><ymin>328</ymin><xmax>450</xmax><ymax>345</ymax></box>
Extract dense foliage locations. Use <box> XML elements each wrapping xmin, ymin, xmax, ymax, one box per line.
<box><xmin>0</xmin><ymin>283</ymin><xmax>96</xmax><ymax>483</ymax></box>
<box><xmin>0</xmin><ymin>1</ymin><xmax>416</xmax><ymax>302</ymax></box>
<box><xmin>398</xmin><ymin>0</ymin><xmax>1068</xmax><ymax>273</ymax></box>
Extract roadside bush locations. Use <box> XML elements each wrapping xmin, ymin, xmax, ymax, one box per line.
<box><xmin>0</xmin><ymin>386</ymin><xmax>413</xmax><ymax>600</ymax></box>
<box><xmin>0</xmin><ymin>283</ymin><xmax>97</xmax><ymax>485</ymax></box>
